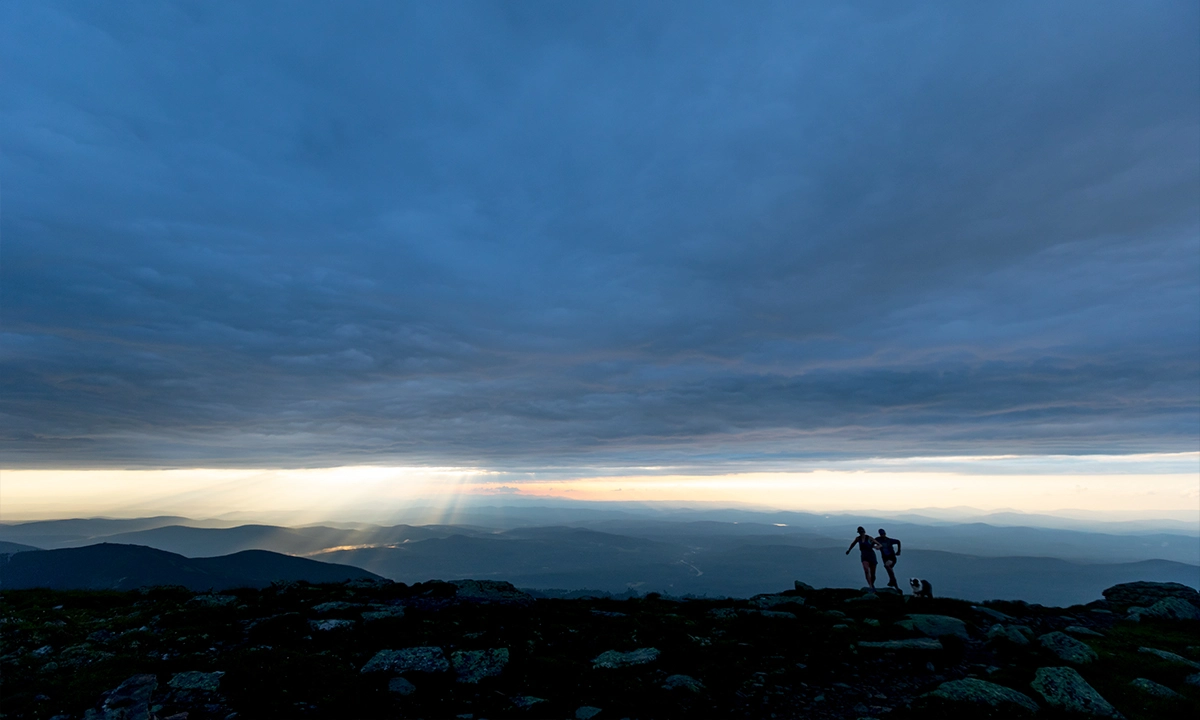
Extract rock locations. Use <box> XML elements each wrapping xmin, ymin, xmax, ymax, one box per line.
<box><xmin>974</xmin><ymin>606</ymin><xmax>1015</xmax><ymax>623</ymax></box>
<box><xmin>189</xmin><ymin>594</ymin><xmax>237</xmax><ymax>608</ymax></box>
<box><xmin>99</xmin><ymin>674</ymin><xmax>157</xmax><ymax>720</ymax></box>
<box><xmin>88</xmin><ymin>630</ymin><xmax>117</xmax><ymax>644</ymax></box>
<box><xmin>1038</xmin><ymin>631</ymin><xmax>1098</xmax><ymax>664</ymax></box>
<box><xmin>592</xmin><ymin>647</ymin><xmax>660</xmax><ymax>669</ymax></box>
<box><xmin>310</xmin><ymin>601</ymin><xmax>359</xmax><ymax>614</ymax></box>
<box><xmin>1031</xmin><ymin>667</ymin><xmax>1122</xmax><ymax>718</ymax></box>
<box><xmin>794</xmin><ymin>581</ymin><xmax>816</xmax><ymax>593</ymax></box>
<box><xmin>451</xmin><ymin>648</ymin><xmax>509</xmax><ymax>683</ymax></box>
<box><xmin>1102</xmin><ymin>582</ymin><xmax>1200</xmax><ymax>610</ymax></box>
<box><xmin>663</xmin><ymin>674</ymin><xmax>704</xmax><ymax>692</ymax></box>
<box><xmin>1064</xmin><ymin>625</ymin><xmax>1104</xmax><ymax>637</ymax></box>
<box><xmin>387</xmin><ymin>677</ymin><xmax>416</xmax><ymax>696</ymax></box>
<box><xmin>987</xmin><ymin>624</ymin><xmax>1031</xmax><ymax>646</ymax></box>
<box><xmin>511</xmin><ymin>696</ymin><xmax>546</xmax><ymax>708</ymax></box>
<box><xmin>897</xmin><ymin>614</ymin><xmax>969</xmax><ymax>640</ymax></box>
<box><xmin>920</xmin><ymin>678</ymin><xmax>1040</xmax><ymax>717</ymax></box>
<box><xmin>709</xmin><ymin>608</ymin><xmax>738</xmax><ymax>619</ymax></box>
<box><xmin>450</xmin><ymin>580</ymin><xmax>534</xmax><ymax>606</ymax></box>
<box><xmin>1130</xmin><ymin>678</ymin><xmax>1180</xmax><ymax>698</ymax></box>
<box><xmin>360</xmin><ymin>647</ymin><xmax>449</xmax><ymax>674</ymax></box>
<box><xmin>309</xmin><ymin>619</ymin><xmax>353</xmax><ymax>632</ymax></box>
<box><xmin>361</xmin><ymin>605</ymin><xmax>405</xmax><ymax>622</ymax></box>
<box><xmin>858</xmin><ymin>639</ymin><xmax>944</xmax><ymax>651</ymax></box>
<box><xmin>1138</xmin><ymin>646</ymin><xmax>1200</xmax><ymax>669</ymax></box>
<box><xmin>31</xmin><ymin>645</ymin><xmax>53</xmax><ymax>657</ymax></box>
<box><xmin>591</xmin><ymin>610</ymin><xmax>626</xmax><ymax>618</ymax></box>
<box><xmin>759</xmin><ymin>610</ymin><xmax>797</xmax><ymax>619</ymax></box>
<box><xmin>1185</xmin><ymin>673</ymin><xmax>1200</xmax><ymax>688</ymax></box>
<box><xmin>1128</xmin><ymin>597</ymin><xmax>1200</xmax><ymax>622</ymax></box>
<box><xmin>575</xmin><ymin>707</ymin><xmax>602</xmax><ymax>719</ymax></box>
<box><xmin>167</xmin><ymin>671</ymin><xmax>223</xmax><ymax>692</ymax></box>
<box><xmin>754</xmin><ymin>593</ymin><xmax>805</xmax><ymax>609</ymax></box>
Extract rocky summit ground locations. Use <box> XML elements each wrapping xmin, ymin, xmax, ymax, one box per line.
<box><xmin>1</xmin><ymin>579</ymin><xmax>1198</xmax><ymax>719</ymax></box>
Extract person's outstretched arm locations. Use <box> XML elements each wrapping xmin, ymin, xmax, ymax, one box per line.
<box><xmin>846</xmin><ymin>538</ymin><xmax>858</xmax><ymax>555</ymax></box>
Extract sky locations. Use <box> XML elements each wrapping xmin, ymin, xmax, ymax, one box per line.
<box><xmin>1</xmin><ymin>2</ymin><xmax>1198</xmax><ymax>520</ymax></box>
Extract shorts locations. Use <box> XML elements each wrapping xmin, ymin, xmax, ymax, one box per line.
<box><xmin>860</xmin><ymin>553</ymin><xmax>877</xmax><ymax>565</ymax></box>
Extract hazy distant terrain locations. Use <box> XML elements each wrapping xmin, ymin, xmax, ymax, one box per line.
<box><xmin>2</xmin><ymin>508</ymin><xmax>1196</xmax><ymax>605</ymax></box>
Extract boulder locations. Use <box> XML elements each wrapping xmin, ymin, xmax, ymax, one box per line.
<box><xmin>309</xmin><ymin>619</ymin><xmax>353</xmax><ymax>632</ymax></box>
<box><xmin>987</xmin><ymin>624</ymin><xmax>1031</xmax><ymax>646</ymax></box>
<box><xmin>1128</xmin><ymin>597</ymin><xmax>1200</xmax><ymax>622</ymax></box>
<box><xmin>754</xmin><ymin>593</ymin><xmax>805</xmax><ymax>609</ymax></box>
<box><xmin>95</xmin><ymin>674</ymin><xmax>157</xmax><ymax>720</ymax></box>
<box><xmin>919</xmin><ymin>678</ymin><xmax>1040</xmax><ymax>717</ymax></box>
<box><xmin>794</xmin><ymin>581</ymin><xmax>816</xmax><ymax>593</ymax></box>
<box><xmin>759</xmin><ymin>610</ymin><xmax>797</xmax><ymax>619</ymax></box>
<box><xmin>360</xmin><ymin>647</ymin><xmax>449</xmax><ymax>674</ymax></box>
<box><xmin>663</xmin><ymin>674</ymin><xmax>704</xmax><ymax>692</ymax></box>
<box><xmin>1185</xmin><ymin>673</ymin><xmax>1200</xmax><ymax>688</ymax></box>
<box><xmin>451</xmin><ymin>648</ymin><xmax>509</xmax><ymax>684</ymax></box>
<box><xmin>1129</xmin><ymin>678</ymin><xmax>1180</xmax><ymax>698</ymax></box>
<box><xmin>974</xmin><ymin>606</ymin><xmax>1016</xmax><ymax>623</ymax></box>
<box><xmin>1064</xmin><ymin>625</ymin><xmax>1104</xmax><ymax>637</ymax></box>
<box><xmin>511</xmin><ymin>696</ymin><xmax>546</xmax><ymax>708</ymax></box>
<box><xmin>361</xmin><ymin>606</ymin><xmax>406</xmax><ymax>622</ymax></box>
<box><xmin>1031</xmin><ymin>667</ymin><xmax>1122</xmax><ymax>718</ymax></box>
<box><xmin>1102</xmin><ymin>582</ymin><xmax>1200</xmax><ymax>611</ymax></box>
<box><xmin>1038</xmin><ymin>632</ymin><xmax>1098</xmax><ymax>664</ymax></box>
<box><xmin>898</xmin><ymin>614</ymin><xmax>969</xmax><ymax>639</ymax></box>
<box><xmin>858</xmin><ymin>638</ymin><xmax>943</xmax><ymax>651</ymax></box>
<box><xmin>1137</xmin><ymin>646</ymin><xmax>1200</xmax><ymax>669</ymax></box>
<box><xmin>450</xmin><ymin>580</ymin><xmax>534</xmax><ymax>606</ymax></box>
<box><xmin>576</xmin><ymin>707</ymin><xmax>602</xmax><ymax>719</ymax></box>
<box><xmin>188</xmin><ymin>594</ymin><xmax>237</xmax><ymax>608</ymax></box>
<box><xmin>592</xmin><ymin>647</ymin><xmax>660</xmax><ymax>669</ymax></box>
<box><xmin>387</xmin><ymin>677</ymin><xmax>416</xmax><ymax>696</ymax></box>
<box><xmin>167</xmin><ymin>671</ymin><xmax>223</xmax><ymax>692</ymax></box>
<box><xmin>311</xmin><ymin>601</ymin><xmax>360</xmax><ymax>614</ymax></box>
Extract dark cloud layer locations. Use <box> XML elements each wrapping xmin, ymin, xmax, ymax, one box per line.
<box><xmin>2</xmin><ymin>1</ymin><xmax>1197</xmax><ymax>469</ymax></box>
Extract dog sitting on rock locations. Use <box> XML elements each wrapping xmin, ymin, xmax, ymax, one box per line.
<box><xmin>909</xmin><ymin>578</ymin><xmax>933</xmax><ymax>598</ymax></box>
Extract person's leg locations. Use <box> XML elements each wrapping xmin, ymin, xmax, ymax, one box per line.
<box><xmin>883</xmin><ymin>559</ymin><xmax>898</xmax><ymax>587</ymax></box>
<box><xmin>861</xmin><ymin>560</ymin><xmax>873</xmax><ymax>588</ymax></box>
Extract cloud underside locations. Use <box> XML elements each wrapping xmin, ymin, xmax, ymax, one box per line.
<box><xmin>1</xmin><ymin>1</ymin><xmax>1197</xmax><ymax>469</ymax></box>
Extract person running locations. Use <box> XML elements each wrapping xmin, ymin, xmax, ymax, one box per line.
<box><xmin>875</xmin><ymin>528</ymin><xmax>902</xmax><ymax>589</ymax></box>
<box><xmin>845</xmin><ymin>526</ymin><xmax>882</xmax><ymax>591</ymax></box>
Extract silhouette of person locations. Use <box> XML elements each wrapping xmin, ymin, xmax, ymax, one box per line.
<box><xmin>875</xmin><ymin>528</ymin><xmax>902</xmax><ymax>589</ymax></box>
<box><xmin>846</xmin><ymin>526</ymin><xmax>882</xmax><ymax>591</ymax></box>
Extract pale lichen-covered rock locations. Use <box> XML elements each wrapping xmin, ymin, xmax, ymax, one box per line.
<box><xmin>94</xmin><ymin>674</ymin><xmax>157</xmax><ymax>720</ymax></box>
<box><xmin>309</xmin><ymin>618</ymin><xmax>353</xmax><ymax>632</ymax></box>
<box><xmin>1129</xmin><ymin>677</ymin><xmax>1180</xmax><ymax>698</ymax></box>
<box><xmin>1138</xmin><ymin>646</ymin><xmax>1200</xmax><ymax>669</ymax></box>
<box><xmin>1038</xmin><ymin>631</ymin><xmax>1098</xmax><ymax>664</ymax></box>
<box><xmin>511</xmin><ymin>696</ymin><xmax>546</xmax><ymax>708</ymax></box>
<box><xmin>167</xmin><ymin>670</ymin><xmax>223</xmax><ymax>692</ymax></box>
<box><xmin>360</xmin><ymin>646</ymin><xmax>449</xmax><ymax>674</ymax></box>
<box><xmin>759</xmin><ymin>610</ymin><xmax>797</xmax><ymax>619</ymax></box>
<box><xmin>592</xmin><ymin>647</ymin><xmax>659</xmax><ymax>668</ymax></box>
<box><xmin>1185</xmin><ymin>673</ymin><xmax>1200</xmax><ymax>688</ymax></box>
<box><xmin>897</xmin><ymin>614</ymin><xmax>969</xmax><ymax>639</ymax></box>
<box><xmin>1128</xmin><ymin>597</ymin><xmax>1200</xmax><ymax>622</ymax></box>
<box><xmin>361</xmin><ymin>605</ymin><xmax>406</xmax><ymax>622</ymax></box>
<box><xmin>451</xmin><ymin>647</ymin><xmax>509</xmax><ymax>683</ymax></box>
<box><xmin>188</xmin><ymin>594</ymin><xmax>237</xmax><ymax>608</ymax></box>
<box><xmin>1102</xmin><ymin>581</ymin><xmax>1200</xmax><ymax>610</ymax></box>
<box><xmin>987</xmin><ymin>624</ymin><xmax>1031</xmax><ymax>646</ymax></box>
<box><xmin>450</xmin><ymin>580</ymin><xmax>533</xmax><ymax>606</ymax></box>
<box><xmin>663</xmin><ymin>674</ymin><xmax>704</xmax><ymax>692</ymax></box>
<box><xmin>387</xmin><ymin>677</ymin><xmax>416</xmax><ymax>696</ymax></box>
<box><xmin>1064</xmin><ymin>625</ymin><xmax>1104</xmax><ymax>637</ymax></box>
<box><xmin>920</xmin><ymin>678</ymin><xmax>1040</xmax><ymax>717</ymax></box>
<box><xmin>973</xmin><ymin>606</ymin><xmax>1015</xmax><ymax>623</ymax></box>
<box><xmin>575</xmin><ymin>706</ymin><xmax>602</xmax><ymax>719</ymax></box>
<box><xmin>311</xmin><ymin>601</ymin><xmax>360</xmax><ymax>614</ymax></box>
<box><xmin>1031</xmin><ymin>667</ymin><xmax>1122</xmax><ymax>718</ymax></box>
<box><xmin>858</xmin><ymin>638</ymin><xmax>943</xmax><ymax>651</ymax></box>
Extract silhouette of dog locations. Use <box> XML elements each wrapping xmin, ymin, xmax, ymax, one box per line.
<box><xmin>909</xmin><ymin>578</ymin><xmax>933</xmax><ymax>598</ymax></box>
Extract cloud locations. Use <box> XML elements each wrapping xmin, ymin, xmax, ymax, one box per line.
<box><xmin>1</xmin><ymin>0</ymin><xmax>1197</xmax><ymax>469</ymax></box>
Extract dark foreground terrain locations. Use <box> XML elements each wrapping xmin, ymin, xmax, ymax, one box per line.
<box><xmin>2</xmin><ymin>580</ymin><xmax>1198</xmax><ymax>720</ymax></box>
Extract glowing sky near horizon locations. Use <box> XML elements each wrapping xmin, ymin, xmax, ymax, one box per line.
<box><xmin>1</xmin><ymin>2</ymin><xmax>1197</xmax><ymax>516</ymax></box>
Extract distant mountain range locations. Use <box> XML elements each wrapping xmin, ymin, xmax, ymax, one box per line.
<box><xmin>1</xmin><ymin>510</ymin><xmax>1196</xmax><ymax>603</ymax></box>
<box><xmin>0</xmin><ymin>543</ymin><xmax>382</xmax><ymax>591</ymax></box>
